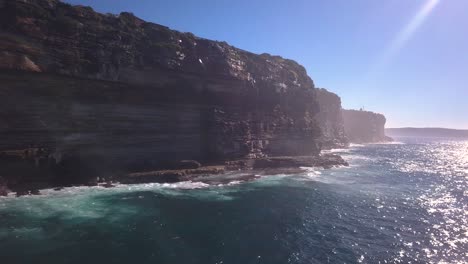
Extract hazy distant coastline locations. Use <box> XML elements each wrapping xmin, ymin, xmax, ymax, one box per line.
<box><xmin>386</xmin><ymin>128</ymin><xmax>468</xmax><ymax>138</ymax></box>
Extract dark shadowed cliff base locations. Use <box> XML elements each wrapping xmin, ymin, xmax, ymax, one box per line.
<box><xmin>0</xmin><ymin>0</ymin><xmax>355</xmax><ymax>195</ymax></box>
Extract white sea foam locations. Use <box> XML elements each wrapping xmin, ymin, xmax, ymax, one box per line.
<box><xmin>369</xmin><ymin>141</ymin><xmax>406</xmax><ymax>145</ymax></box>
<box><xmin>0</xmin><ymin>180</ymin><xmax>246</xmax><ymax>221</ymax></box>
<box><xmin>224</xmin><ymin>180</ymin><xmax>242</xmax><ymax>186</ymax></box>
<box><xmin>299</xmin><ymin>166</ymin><xmax>323</xmax><ymax>179</ymax></box>
<box><xmin>322</xmin><ymin>148</ymin><xmax>352</xmax><ymax>154</ymax></box>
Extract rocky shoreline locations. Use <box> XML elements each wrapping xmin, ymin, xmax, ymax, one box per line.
<box><xmin>0</xmin><ymin>151</ymin><xmax>347</xmax><ymax>197</ymax></box>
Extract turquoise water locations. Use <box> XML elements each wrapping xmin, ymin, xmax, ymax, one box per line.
<box><xmin>0</xmin><ymin>138</ymin><xmax>467</xmax><ymax>263</ymax></box>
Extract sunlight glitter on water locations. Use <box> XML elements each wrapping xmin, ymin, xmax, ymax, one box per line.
<box><xmin>409</xmin><ymin>141</ymin><xmax>468</xmax><ymax>263</ymax></box>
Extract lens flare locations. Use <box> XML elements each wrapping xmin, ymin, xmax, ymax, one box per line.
<box><xmin>371</xmin><ymin>0</ymin><xmax>440</xmax><ymax>75</ymax></box>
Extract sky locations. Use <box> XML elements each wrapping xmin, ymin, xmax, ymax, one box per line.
<box><xmin>65</xmin><ymin>0</ymin><xmax>468</xmax><ymax>129</ymax></box>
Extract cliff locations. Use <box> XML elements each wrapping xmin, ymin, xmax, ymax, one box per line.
<box><xmin>315</xmin><ymin>89</ymin><xmax>348</xmax><ymax>149</ymax></box>
<box><xmin>0</xmin><ymin>0</ymin><xmax>339</xmax><ymax>191</ymax></box>
<box><xmin>342</xmin><ymin>109</ymin><xmax>392</xmax><ymax>143</ymax></box>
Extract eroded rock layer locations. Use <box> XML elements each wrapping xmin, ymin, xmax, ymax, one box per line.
<box><xmin>315</xmin><ymin>88</ymin><xmax>348</xmax><ymax>149</ymax></box>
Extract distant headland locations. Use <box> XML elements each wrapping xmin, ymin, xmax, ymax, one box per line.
<box><xmin>386</xmin><ymin>128</ymin><xmax>468</xmax><ymax>138</ymax></box>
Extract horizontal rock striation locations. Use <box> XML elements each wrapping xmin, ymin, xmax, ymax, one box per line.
<box><xmin>315</xmin><ymin>88</ymin><xmax>348</xmax><ymax>149</ymax></box>
<box><xmin>342</xmin><ymin>109</ymin><xmax>392</xmax><ymax>143</ymax></box>
<box><xmin>0</xmin><ymin>0</ymin><xmax>340</xmax><ymax>191</ymax></box>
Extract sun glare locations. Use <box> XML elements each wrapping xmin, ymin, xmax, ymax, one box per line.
<box><xmin>371</xmin><ymin>0</ymin><xmax>440</xmax><ymax>75</ymax></box>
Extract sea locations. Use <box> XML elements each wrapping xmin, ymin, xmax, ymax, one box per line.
<box><xmin>0</xmin><ymin>137</ymin><xmax>467</xmax><ymax>264</ymax></box>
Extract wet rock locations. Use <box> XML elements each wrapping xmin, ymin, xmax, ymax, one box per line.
<box><xmin>316</xmin><ymin>154</ymin><xmax>349</xmax><ymax>169</ymax></box>
<box><xmin>124</xmin><ymin>170</ymin><xmax>186</xmax><ymax>184</ymax></box>
<box><xmin>84</xmin><ymin>181</ymin><xmax>98</xmax><ymax>187</ymax></box>
<box><xmin>0</xmin><ymin>177</ymin><xmax>9</xmax><ymax>196</ymax></box>
<box><xmin>0</xmin><ymin>186</ymin><xmax>9</xmax><ymax>196</ymax></box>
<box><xmin>16</xmin><ymin>190</ymin><xmax>30</xmax><ymax>197</ymax></box>
<box><xmin>30</xmin><ymin>189</ymin><xmax>41</xmax><ymax>195</ymax></box>
<box><xmin>225</xmin><ymin>160</ymin><xmax>252</xmax><ymax>170</ymax></box>
<box><xmin>123</xmin><ymin>166</ymin><xmax>225</xmax><ymax>184</ymax></box>
<box><xmin>101</xmin><ymin>182</ymin><xmax>116</xmax><ymax>188</ymax></box>
<box><xmin>178</xmin><ymin>160</ymin><xmax>201</xmax><ymax>169</ymax></box>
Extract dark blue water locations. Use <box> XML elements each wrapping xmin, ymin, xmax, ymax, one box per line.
<box><xmin>0</xmin><ymin>138</ymin><xmax>467</xmax><ymax>263</ymax></box>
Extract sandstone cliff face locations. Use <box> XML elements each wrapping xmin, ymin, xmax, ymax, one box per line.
<box><xmin>315</xmin><ymin>89</ymin><xmax>348</xmax><ymax>149</ymax></box>
<box><xmin>342</xmin><ymin>109</ymin><xmax>391</xmax><ymax>143</ymax></box>
<box><xmin>0</xmin><ymin>0</ymin><xmax>324</xmax><ymax>187</ymax></box>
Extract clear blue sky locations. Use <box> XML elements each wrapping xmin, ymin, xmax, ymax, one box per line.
<box><xmin>65</xmin><ymin>0</ymin><xmax>468</xmax><ymax>129</ymax></box>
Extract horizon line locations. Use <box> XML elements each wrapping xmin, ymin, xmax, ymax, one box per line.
<box><xmin>386</xmin><ymin>127</ymin><xmax>468</xmax><ymax>131</ymax></box>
